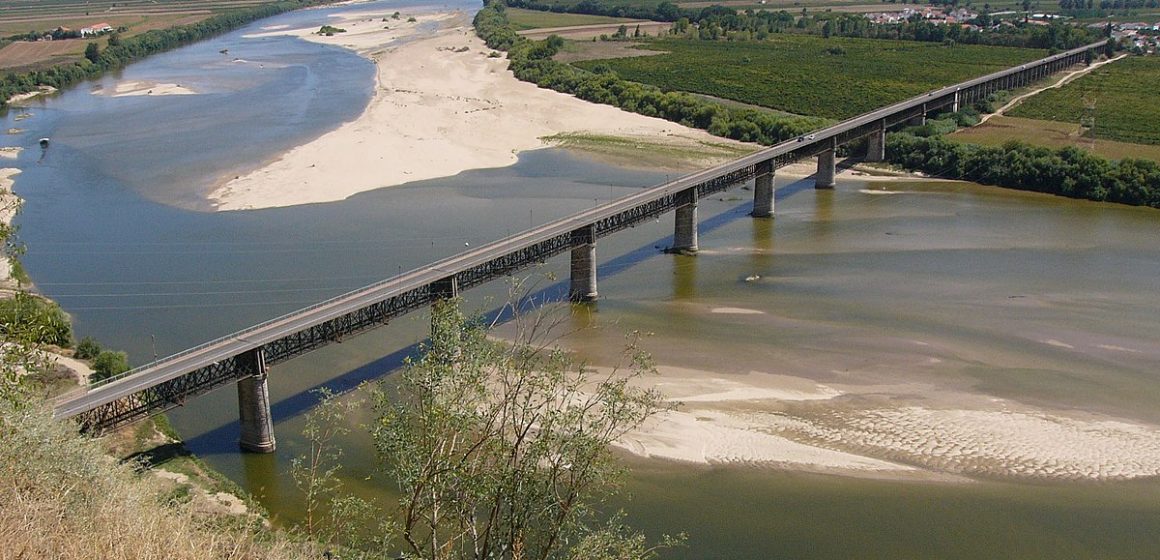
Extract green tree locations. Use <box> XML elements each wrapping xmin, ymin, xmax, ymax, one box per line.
<box><xmin>290</xmin><ymin>388</ymin><xmax>380</xmax><ymax>552</ymax></box>
<box><xmin>91</xmin><ymin>350</ymin><xmax>128</xmax><ymax>382</ymax></box>
<box><xmin>75</xmin><ymin>336</ymin><xmax>101</xmax><ymax>360</ymax></box>
<box><xmin>371</xmin><ymin>298</ymin><xmax>673</xmax><ymax>560</ymax></box>
<box><xmin>84</xmin><ymin>42</ymin><xmax>100</xmax><ymax>63</ymax></box>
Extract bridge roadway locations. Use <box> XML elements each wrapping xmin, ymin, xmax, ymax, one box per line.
<box><xmin>53</xmin><ymin>40</ymin><xmax>1108</xmax><ymax>446</ymax></box>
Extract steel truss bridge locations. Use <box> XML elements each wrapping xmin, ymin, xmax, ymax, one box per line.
<box><xmin>52</xmin><ymin>40</ymin><xmax>1108</xmax><ymax>446</ymax></box>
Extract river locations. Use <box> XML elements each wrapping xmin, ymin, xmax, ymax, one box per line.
<box><xmin>6</xmin><ymin>1</ymin><xmax>1160</xmax><ymax>558</ymax></box>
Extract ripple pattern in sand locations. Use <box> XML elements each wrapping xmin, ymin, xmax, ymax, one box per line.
<box><xmin>781</xmin><ymin>407</ymin><xmax>1160</xmax><ymax>480</ymax></box>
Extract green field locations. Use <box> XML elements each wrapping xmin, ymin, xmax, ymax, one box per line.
<box><xmin>950</xmin><ymin>115</ymin><xmax>1160</xmax><ymax>161</ymax></box>
<box><xmin>572</xmin><ymin>36</ymin><xmax>1045</xmax><ymax>120</ymax></box>
<box><xmin>1008</xmin><ymin>56</ymin><xmax>1160</xmax><ymax>146</ymax></box>
<box><xmin>505</xmin><ymin>7</ymin><xmax>640</xmax><ymax>30</ymax></box>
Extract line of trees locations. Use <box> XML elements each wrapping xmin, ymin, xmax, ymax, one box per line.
<box><xmin>475</xmin><ymin>1</ymin><xmax>828</xmax><ymax>145</ymax></box>
<box><xmin>503</xmin><ymin>0</ymin><xmax>1099</xmax><ymax>50</ymax></box>
<box><xmin>0</xmin><ymin>0</ymin><xmax>341</xmax><ymax>109</ymax></box>
<box><xmin>886</xmin><ymin>132</ymin><xmax>1160</xmax><ymax>207</ymax></box>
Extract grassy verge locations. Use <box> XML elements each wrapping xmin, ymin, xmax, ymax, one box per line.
<box><xmin>0</xmin><ymin>400</ymin><xmax>319</xmax><ymax>560</ymax></box>
<box><xmin>543</xmin><ymin>132</ymin><xmax>757</xmax><ymax>168</ymax></box>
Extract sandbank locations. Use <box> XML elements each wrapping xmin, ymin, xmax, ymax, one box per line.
<box><xmin>208</xmin><ymin>10</ymin><xmax>757</xmax><ymax>211</ymax></box>
<box><xmin>95</xmin><ymin>80</ymin><xmax>197</xmax><ymax>97</ymax></box>
<box><xmin>0</xmin><ymin>147</ymin><xmax>22</xmax><ymax>160</ymax></box>
<box><xmin>604</xmin><ymin>362</ymin><xmax>1160</xmax><ymax>481</ymax></box>
<box><xmin>6</xmin><ymin>86</ymin><xmax>56</xmax><ymax>105</ymax></box>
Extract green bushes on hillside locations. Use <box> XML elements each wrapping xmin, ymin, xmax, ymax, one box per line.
<box><xmin>0</xmin><ymin>292</ymin><xmax>72</xmax><ymax>348</ymax></box>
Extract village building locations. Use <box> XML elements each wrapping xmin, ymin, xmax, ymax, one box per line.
<box><xmin>80</xmin><ymin>23</ymin><xmax>113</xmax><ymax>37</ymax></box>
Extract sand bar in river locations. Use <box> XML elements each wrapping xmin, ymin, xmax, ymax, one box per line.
<box><xmin>209</xmin><ymin>10</ymin><xmax>754</xmax><ymax>211</ymax></box>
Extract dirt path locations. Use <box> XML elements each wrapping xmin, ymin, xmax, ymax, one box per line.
<box><xmin>979</xmin><ymin>54</ymin><xmax>1128</xmax><ymax>124</ymax></box>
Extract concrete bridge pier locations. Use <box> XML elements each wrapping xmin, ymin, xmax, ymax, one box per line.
<box><xmin>672</xmin><ymin>197</ymin><xmax>699</xmax><ymax>254</ymax></box>
<box><xmin>866</xmin><ymin>126</ymin><xmax>886</xmax><ymax>162</ymax></box>
<box><xmin>751</xmin><ymin>160</ymin><xmax>775</xmax><ymax>218</ymax></box>
<box><xmin>816</xmin><ymin>148</ymin><xmax>836</xmax><ymax>189</ymax></box>
<box><xmin>237</xmin><ymin>348</ymin><xmax>275</xmax><ymax>453</ymax></box>
<box><xmin>569</xmin><ymin>226</ymin><xmax>598</xmax><ymax>302</ymax></box>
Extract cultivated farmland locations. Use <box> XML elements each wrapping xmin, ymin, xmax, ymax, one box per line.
<box><xmin>505</xmin><ymin>7</ymin><xmax>640</xmax><ymax>31</ymax></box>
<box><xmin>573</xmin><ymin>36</ymin><xmax>1045</xmax><ymax>120</ymax></box>
<box><xmin>0</xmin><ymin>0</ymin><xmax>275</xmax><ymax>70</ymax></box>
<box><xmin>1008</xmin><ymin>56</ymin><xmax>1160</xmax><ymax>146</ymax></box>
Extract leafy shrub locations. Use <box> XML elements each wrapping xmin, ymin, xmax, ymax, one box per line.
<box><xmin>0</xmin><ymin>293</ymin><xmax>72</xmax><ymax>347</ymax></box>
<box><xmin>91</xmin><ymin>350</ymin><xmax>129</xmax><ymax>382</ymax></box>
<box><xmin>74</xmin><ymin>336</ymin><xmax>101</xmax><ymax>360</ymax></box>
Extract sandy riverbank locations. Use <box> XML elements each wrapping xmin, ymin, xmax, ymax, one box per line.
<box><xmin>1</xmin><ymin>168</ymin><xmax>22</xmax><ymax>290</ymax></box>
<box><xmin>5</xmin><ymin>86</ymin><xmax>56</xmax><ymax>106</ymax></box>
<box><xmin>208</xmin><ymin>9</ymin><xmax>758</xmax><ymax>211</ymax></box>
<box><xmin>608</xmin><ymin>359</ymin><xmax>1160</xmax><ymax>482</ymax></box>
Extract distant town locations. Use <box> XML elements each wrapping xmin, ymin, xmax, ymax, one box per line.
<box><xmin>861</xmin><ymin>6</ymin><xmax>1158</xmax><ymax>52</ymax></box>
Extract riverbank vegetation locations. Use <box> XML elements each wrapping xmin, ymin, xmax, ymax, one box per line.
<box><xmin>1008</xmin><ymin>55</ymin><xmax>1160</xmax><ymax>145</ymax></box>
<box><xmin>887</xmin><ymin>124</ymin><xmax>1160</xmax><ymax>208</ymax></box>
<box><xmin>572</xmin><ymin>36</ymin><xmax>1045</xmax><ymax>120</ymax></box>
<box><xmin>0</xmin><ymin>0</ymin><xmax>342</xmax><ymax>108</ymax></box>
<box><xmin>476</xmin><ymin>1</ymin><xmax>828</xmax><ymax>144</ymax></box>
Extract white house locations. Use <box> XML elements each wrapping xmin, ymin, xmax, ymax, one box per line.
<box><xmin>80</xmin><ymin>23</ymin><xmax>113</xmax><ymax>37</ymax></box>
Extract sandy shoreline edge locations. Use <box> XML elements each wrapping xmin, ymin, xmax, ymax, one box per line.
<box><xmin>208</xmin><ymin>9</ymin><xmax>763</xmax><ymax>211</ymax></box>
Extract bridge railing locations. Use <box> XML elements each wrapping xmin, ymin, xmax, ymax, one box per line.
<box><xmin>71</xmin><ymin>269</ymin><xmax>419</xmax><ymax>393</ymax></box>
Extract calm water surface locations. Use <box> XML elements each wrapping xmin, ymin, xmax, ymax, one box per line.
<box><xmin>6</xmin><ymin>3</ymin><xmax>1160</xmax><ymax>558</ymax></box>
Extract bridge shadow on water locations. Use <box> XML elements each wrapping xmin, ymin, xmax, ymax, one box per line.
<box><xmin>182</xmin><ymin>176</ymin><xmax>820</xmax><ymax>457</ymax></box>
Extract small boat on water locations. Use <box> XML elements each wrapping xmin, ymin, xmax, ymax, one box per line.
<box><xmin>38</xmin><ymin>138</ymin><xmax>49</xmax><ymax>148</ymax></box>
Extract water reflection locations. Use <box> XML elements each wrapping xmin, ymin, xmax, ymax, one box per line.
<box><xmin>671</xmin><ymin>254</ymin><xmax>698</xmax><ymax>301</ymax></box>
<box><xmin>749</xmin><ymin>215</ymin><xmax>775</xmax><ymax>274</ymax></box>
<box><xmin>242</xmin><ymin>452</ymin><xmax>283</xmax><ymax>506</ymax></box>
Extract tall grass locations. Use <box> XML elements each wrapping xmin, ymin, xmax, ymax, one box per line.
<box><xmin>0</xmin><ymin>401</ymin><xmax>316</xmax><ymax>560</ymax></box>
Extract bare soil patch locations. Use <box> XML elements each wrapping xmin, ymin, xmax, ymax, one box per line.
<box><xmin>519</xmin><ymin>21</ymin><xmax>671</xmax><ymax>41</ymax></box>
<box><xmin>0</xmin><ymin>40</ymin><xmax>84</xmax><ymax>69</ymax></box>
<box><xmin>553</xmin><ymin>39</ymin><xmax>666</xmax><ymax>64</ymax></box>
